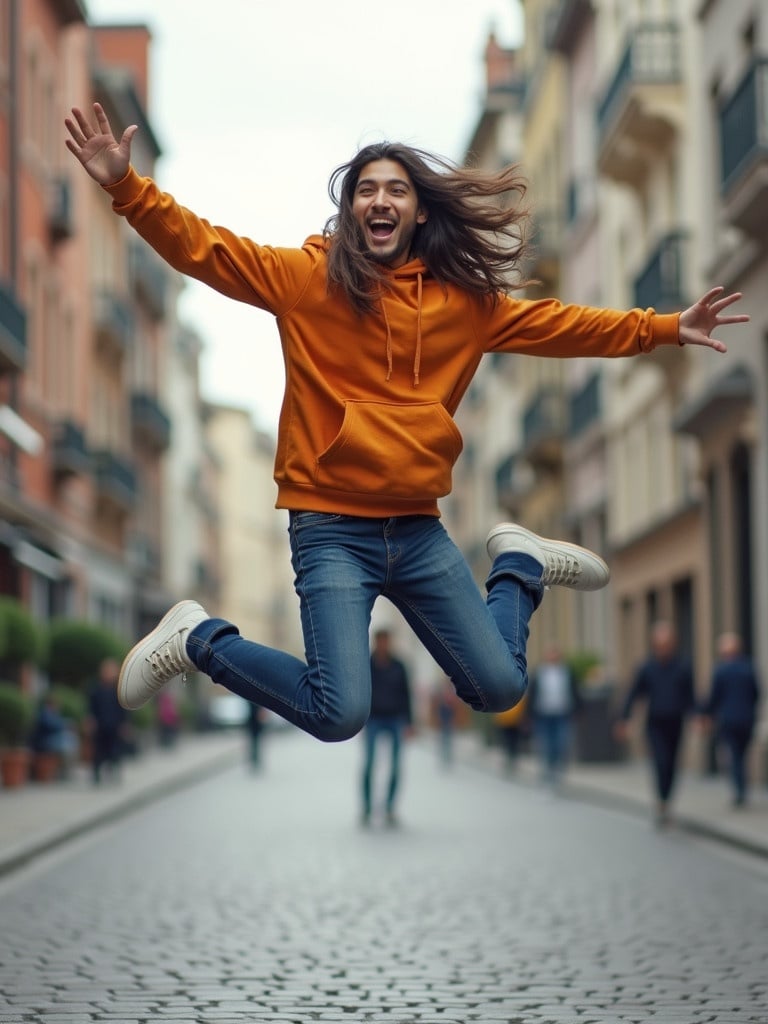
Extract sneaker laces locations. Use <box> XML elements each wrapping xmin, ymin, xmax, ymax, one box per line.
<box><xmin>147</xmin><ymin>630</ymin><xmax>190</xmax><ymax>689</ymax></box>
<box><xmin>541</xmin><ymin>551</ymin><xmax>581</xmax><ymax>587</ymax></box>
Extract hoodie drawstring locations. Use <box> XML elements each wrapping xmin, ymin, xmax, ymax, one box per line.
<box><xmin>413</xmin><ymin>272</ymin><xmax>423</xmax><ymax>387</ymax></box>
<box><xmin>380</xmin><ymin>270</ymin><xmax>423</xmax><ymax>388</ymax></box>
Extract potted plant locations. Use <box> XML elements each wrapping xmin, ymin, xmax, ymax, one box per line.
<box><xmin>0</xmin><ymin>682</ymin><xmax>34</xmax><ymax>788</ymax></box>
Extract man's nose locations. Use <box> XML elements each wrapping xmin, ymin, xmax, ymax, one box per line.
<box><xmin>372</xmin><ymin>191</ymin><xmax>391</xmax><ymax>208</ymax></box>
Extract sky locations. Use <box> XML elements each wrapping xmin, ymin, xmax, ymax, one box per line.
<box><xmin>85</xmin><ymin>0</ymin><xmax>524</xmax><ymax>433</ymax></box>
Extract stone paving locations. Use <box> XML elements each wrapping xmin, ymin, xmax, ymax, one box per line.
<box><xmin>0</xmin><ymin>730</ymin><xmax>766</xmax><ymax>1023</ymax></box>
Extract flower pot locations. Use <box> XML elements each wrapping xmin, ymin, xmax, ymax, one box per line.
<box><xmin>0</xmin><ymin>748</ymin><xmax>31</xmax><ymax>789</ymax></box>
<box><xmin>32</xmin><ymin>751</ymin><xmax>61</xmax><ymax>782</ymax></box>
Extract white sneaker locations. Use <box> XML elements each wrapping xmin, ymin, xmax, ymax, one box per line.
<box><xmin>118</xmin><ymin>600</ymin><xmax>208</xmax><ymax>710</ymax></box>
<box><xmin>486</xmin><ymin>523</ymin><xmax>610</xmax><ymax>592</ymax></box>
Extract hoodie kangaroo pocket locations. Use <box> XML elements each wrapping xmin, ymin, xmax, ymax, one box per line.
<box><xmin>315</xmin><ymin>400</ymin><xmax>463</xmax><ymax>500</ymax></box>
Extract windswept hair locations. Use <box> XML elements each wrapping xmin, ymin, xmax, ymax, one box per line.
<box><xmin>324</xmin><ymin>141</ymin><xmax>532</xmax><ymax>314</ymax></box>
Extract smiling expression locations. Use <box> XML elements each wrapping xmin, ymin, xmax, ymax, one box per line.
<box><xmin>352</xmin><ymin>158</ymin><xmax>428</xmax><ymax>268</ymax></box>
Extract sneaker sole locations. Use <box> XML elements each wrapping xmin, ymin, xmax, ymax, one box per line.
<box><xmin>118</xmin><ymin>600</ymin><xmax>200</xmax><ymax>710</ymax></box>
<box><xmin>487</xmin><ymin>523</ymin><xmax>610</xmax><ymax>591</ymax></box>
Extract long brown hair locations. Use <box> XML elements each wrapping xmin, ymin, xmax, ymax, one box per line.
<box><xmin>324</xmin><ymin>142</ymin><xmax>531</xmax><ymax>314</ymax></box>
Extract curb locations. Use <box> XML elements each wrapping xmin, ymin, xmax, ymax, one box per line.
<box><xmin>0</xmin><ymin>745</ymin><xmax>241</xmax><ymax>879</ymax></box>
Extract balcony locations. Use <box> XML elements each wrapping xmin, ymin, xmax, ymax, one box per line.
<box><xmin>527</xmin><ymin>211</ymin><xmax>563</xmax><ymax>286</ymax></box>
<box><xmin>131</xmin><ymin>391</ymin><xmax>172</xmax><ymax>452</ymax></box>
<box><xmin>51</xmin><ymin>419</ymin><xmax>90</xmax><ymax>478</ymax></box>
<box><xmin>633</xmin><ymin>231</ymin><xmax>687</xmax><ymax>311</ymax></box>
<box><xmin>495</xmin><ymin>452</ymin><xmax>534</xmax><ymax>511</ymax></box>
<box><xmin>0</xmin><ymin>281</ymin><xmax>27</xmax><ymax>373</ymax></box>
<box><xmin>597</xmin><ymin>23</ymin><xmax>682</xmax><ymax>186</ymax></box>
<box><xmin>94</xmin><ymin>291</ymin><xmax>133</xmax><ymax>359</ymax></box>
<box><xmin>565</xmin><ymin>174</ymin><xmax>598</xmax><ymax>230</ymax></box>
<box><xmin>48</xmin><ymin>176</ymin><xmax>74</xmax><ymax>241</ymax></box>
<box><xmin>92</xmin><ymin>449</ymin><xmax>137</xmax><ymax>513</ymax></box>
<box><xmin>719</xmin><ymin>58</ymin><xmax>768</xmax><ymax>238</ymax></box>
<box><xmin>522</xmin><ymin>387</ymin><xmax>566</xmax><ymax>467</ymax></box>
<box><xmin>129</xmin><ymin>241</ymin><xmax>168</xmax><ymax>320</ymax></box>
<box><xmin>568</xmin><ymin>372</ymin><xmax>601</xmax><ymax>437</ymax></box>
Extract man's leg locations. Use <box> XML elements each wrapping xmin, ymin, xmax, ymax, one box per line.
<box><xmin>382</xmin><ymin>517</ymin><xmax>542</xmax><ymax>714</ymax></box>
<box><xmin>121</xmin><ymin>514</ymin><xmax>384</xmax><ymax>742</ymax></box>
<box><xmin>385</xmin><ymin>721</ymin><xmax>403</xmax><ymax>823</ymax></box>
<box><xmin>361</xmin><ymin>721</ymin><xmax>379</xmax><ymax>824</ymax></box>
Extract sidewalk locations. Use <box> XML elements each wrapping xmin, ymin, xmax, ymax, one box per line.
<box><xmin>1</xmin><ymin>727</ymin><xmax>767</xmax><ymax>879</ymax></box>
<box><xmin>0</xmin><ymin>730</ymin><xmax>243</xmax><ymax>877</ymax></box>
<box><xmin>457</xmin><ymin>733</ymin><xmax>768</xmax><ymax>859</ymax></box>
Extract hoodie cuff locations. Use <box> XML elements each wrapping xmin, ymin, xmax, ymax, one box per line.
<box><xmin>102</xmin><ymin>166</ymin><xmax>146</xmax><ymax>208</ymax></box>
<box><xmin>650</xmin><ymin>312</ymin><xmax>682</xmax><ymax>350</ymax></box>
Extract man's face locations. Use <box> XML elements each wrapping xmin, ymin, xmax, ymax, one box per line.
<box><xmin>352</xmin><ymin>158</ymin><xmax>427</xmax><ymax>268</ymax></box>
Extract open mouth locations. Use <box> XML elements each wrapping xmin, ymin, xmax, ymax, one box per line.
<box><xmin>368</xmin><ymin>218</ymin><xmax>396</xmax><ymax>241</ymax></box>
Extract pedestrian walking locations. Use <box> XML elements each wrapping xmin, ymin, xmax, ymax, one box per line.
<box><xmin>64</xmin><ymin>103</ymin><xmax>748</xmax><ymax>755</ymax></box>
<box><xmin>245</xmin><ymin>702</ymin><xmax>266</xmax><ymax>772</ymax></box>
<box><xmin>494</xmin><ymin>698</ymin><xmax>528</xmax><ymax>774</ymax></box>
<box><xmin>432</xmin><ymin>675</ymin><xmax>461</xmax><ymax>767</ymax></box>
<box><xmin>361</xmin><ymin>629</ymin><xmax>413</xmax><ymax>826</ymax></box>
<box><xmin>527</xmin><ymin>644</ymin><xmax>580</xmax><ymax>785</ymax></box>
<box><xmin>615</xmin><ymin>622</ymin><xmax>696</xmax><ymax>827</ymax></box>
<box><xmin>700</xmin><ymin>632</ymin><xmax>761</xmax><ymax>807</ymax></box>
<box><xmin>87</xmin><ymin>657</ymin><xmax>127</xmax><ymax>785</ymax></box>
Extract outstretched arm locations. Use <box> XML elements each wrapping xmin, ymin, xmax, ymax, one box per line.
<box><xmin>678</xmin><ymin>287</ymin><xmax>749</xmax><ymax>352</ymax></box>
<box><xmin>64</xmin><ymin>102</ymin><xmax>137</xmax><ymax>186</ymax></box>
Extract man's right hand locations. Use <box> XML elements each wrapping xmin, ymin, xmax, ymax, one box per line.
<box><xmin>65</xmin><ymin>102</ymin><xmax>137</xmax><ymax>186</ymax></box>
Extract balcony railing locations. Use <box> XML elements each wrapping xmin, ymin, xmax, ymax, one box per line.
<box><xmin>131</xmin><ymin>391</ymin><xmax>172</xmax><ymax>451</ymax></box>
<box><xmin>92</xmin><ymin>449</ymin><xmax>137</xmax><ymax>512</ymax></box>
<box><xmin>596</xmin><ymin>23</ymin><xmax>682</xmax><ymax>185</ymax></box>
<box><xmin>719</xmin><ymin>58</ymin><xmax>768</xmax><ymax>235</ymax></box>
<box><xmin>495</xmin><ymin>452</ymin><xmax>534</xmax><ymax>509</ymax></box>
<box><xmin>129</xmin><ymin>241</ymin><xmax>168</xmax><ymax>320</ymax></box>
<box><xmin>0</xmin><ymin>281</ymin><xmax>27</xmax><ymax>373</ymax></box>
<box><xmin>94</xmin><ymin>291</ymin><xmax>134</xmax><ymax>357</ymax></box>
<box><xmin>598</xmin><ymin>23</ymin><xmax>681</xmax><ymax>136</ymax></box>
<box><xmin>48</xmin><ymin>176</ymin><xmax>74</xmax><ymax>241</ymax></box>
<box><xmin>633</xmin><ymin>231</ymin><xmax>687</xmax><ymax>311</ymax></box>
<box><xmin>568</xmin><ymin>372</ymin><xmax>602</xmax><ymax>437</ymax></box>
<box><xmin>522</xmin><ymin>387</ymin><xmax>566</xmax><ymax>465</ymax></box>
<box><xmin>51</xmin><ymin>419</ymin><xmax>90</xmax><ymax>477</ymax></box>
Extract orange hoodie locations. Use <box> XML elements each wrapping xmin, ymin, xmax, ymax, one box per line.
<box><xmin>105</xmin><ymin>169</ymin><xmax>680</xmax><ymax>518</ymax></box>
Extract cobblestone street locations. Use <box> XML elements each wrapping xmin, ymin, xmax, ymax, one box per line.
<box><xmin>0</xmin><ymin>730</ymin><xmax>766</xmax><ymax>1023</ymax></box>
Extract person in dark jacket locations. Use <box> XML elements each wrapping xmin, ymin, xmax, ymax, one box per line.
<box><xmin>701</xmin><ymin>632</ymin><xmax>760</xmax><ymax>807</ymax></box>
<box><xmin>615</xmin><ymin>621</ymin><xmax>695</xmax><ymax>827</ymax></box>
<box><xmin>361</xmin><ymin>629</ymin><xmax>413</xmax><ymax>826</ymax></box>
<box><xmin>87</xmin><ymin>657</ymin><xmax>128</xmax><ymax>784</ymax></box>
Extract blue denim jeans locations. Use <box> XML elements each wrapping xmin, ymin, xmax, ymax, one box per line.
<box><xmin>187</xmin><ymin>513</ymin><xmax>543</xmax><ymax>742</ymax></box>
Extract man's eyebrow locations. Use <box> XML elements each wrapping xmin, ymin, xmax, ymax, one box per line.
<box><xmin>356</xmin><ymin>177</ymin><xmax>412</xmax><ymax>189</ymax></box>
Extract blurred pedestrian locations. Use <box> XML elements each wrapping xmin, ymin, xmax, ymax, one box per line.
<box><xmin>700</xmin><ymin>632</ymin><xmax>760</xmax><ymax>807</ymax></box>
<box><xmin>361</xmin><ymin>630</ymin><xmax>413</xmax><ymax>826</ymax></box>
<box><xmin>494</xmin><ymin>697</ymin><xmax>528</xmax><ymax>774</ymax></box>
<box><xmin>65</xmin><ymin>103</ymin><xmax>746</xmax><ymax>752</ymax></box>
<box><xmin>157</xmin><ymin>688</ymin><xmax>180</xmax><ymax>748</ymax></box>
<box><xmin>28</xmin><ymin>693</ymin><xmax>78</xmax><ymax>779</ymax></box>
<box><xmin>432</xmin><ymin>675</ymin><xmax>460</xmax><ymax>767</ymax></box>
<box><xmin>615</xmin><ymin>621</ymin><xmax>695</xmax><ymax>827</ymax></box>
<box><xmin>87</xmin><ymin>657</ymin><xmax>127</xmax><ymax>785</ymax></box>
<box><xmin>527</xmin><ymin>644</ymin><xmax>579</xmax><ymax>785</ymax></box>
<box><xmin>245</xmin><ymin>702</ymin><xmax>266</xmax><ymax>771</ymax></box>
